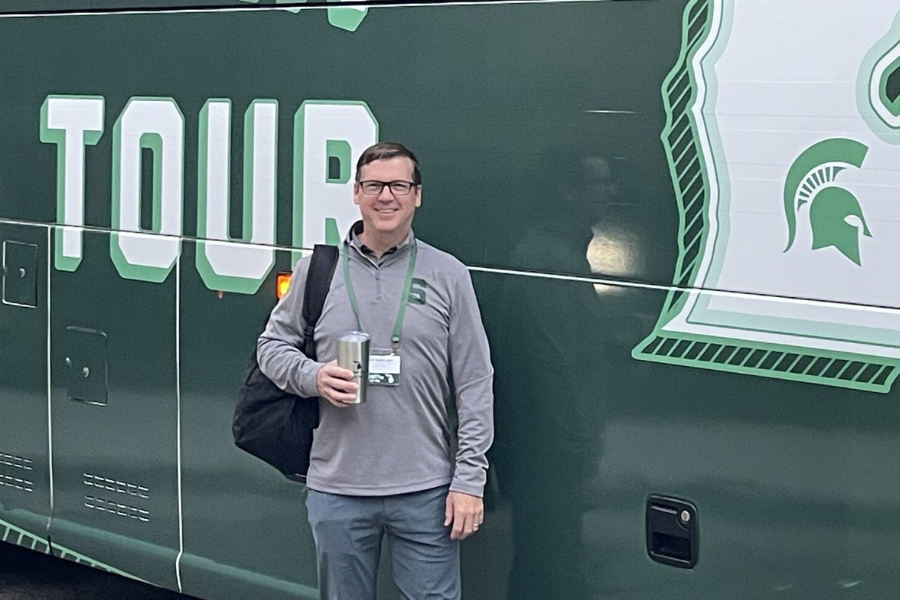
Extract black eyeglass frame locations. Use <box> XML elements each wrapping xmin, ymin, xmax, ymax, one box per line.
<box><xmin>356</xmin><ymin>180</ymin><xmax>420</xmax><ymax>196</ymax></box>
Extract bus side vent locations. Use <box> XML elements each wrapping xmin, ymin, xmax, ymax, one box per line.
<box><xmin>83</xmin><ymin>472</ymin><xmax>149</xmax><ymax>499</ymax></box>
<box><xmin>84</xmin><ymin>495</ymin><xmax>150</xmax><ymax>523</ymax></box>
<box><xmin>0</xmin><ymin>451</ymin><xmax>34</xmax><ymax>493</ymax></box>
<box><xmin>82</xmin><ymin>473</ymin><xmax>150</xmax><ymax>522</ymax></box>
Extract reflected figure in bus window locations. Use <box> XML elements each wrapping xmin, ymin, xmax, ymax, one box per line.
<box><xmin>492</xmin><ymin>152</ymin><xmax>618</xmax><ymax>600</ymax></box>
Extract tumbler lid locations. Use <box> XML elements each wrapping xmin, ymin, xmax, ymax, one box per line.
<box><xmin>339</xmin><ymin>331</ymin><xmax>370</xmax><ymax>343</ymax></box>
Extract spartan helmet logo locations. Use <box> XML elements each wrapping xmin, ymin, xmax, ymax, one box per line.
<box><xmin>783</xmin><ymin>138</ymin><xmax>871</xmax><ymax>266</ymax></box>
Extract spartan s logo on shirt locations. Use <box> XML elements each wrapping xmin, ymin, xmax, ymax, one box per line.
<box><xmin>408</xmin><ymin>278</ymin><xmax>427</xmax><ymax>306</ymax></box>
<box><xmin>633</xmin><ymin>0</ymin><xmax>900</xmax><ymax>394</ymax></box>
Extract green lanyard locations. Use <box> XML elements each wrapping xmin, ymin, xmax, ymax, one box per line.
<box><xmin>342</xmin><ymin>240</ymin><xmax>418</xmax><ymax>353</ymax></box>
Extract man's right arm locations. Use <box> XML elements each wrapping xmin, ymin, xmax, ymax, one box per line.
<box><xmin>257</xmin><ymin>257</ymin><xmax>324</xmax><ymax>399</ymax></box>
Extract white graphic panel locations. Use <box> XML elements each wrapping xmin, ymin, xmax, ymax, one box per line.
<box><xmin>197</xmin><ymin>100</ymin><xmax>277</xmax><ymax>292</ymax></box>
<box><xmin>661</xmin><ymin>0</ymin><xmax>900</xmax><ymax>361</ymax></box>
<box><xmin>296</xmin><ymin>102</ymin><xmax>377</xmax><ymax>248</ymax></box>
<box><xmin>40</xmin><ymin>96</ymin><xmax>104</xmax><ymax>270</ymax></box>
<box><xmin>112</xmin><ymin>98</ymin><xmax>184</xmax><ymax>280</ymax></box>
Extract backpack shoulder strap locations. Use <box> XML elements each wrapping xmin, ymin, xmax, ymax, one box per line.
<box><xmin>301</xmin><ymin>244</ymin><xmax>339</xmax><ymax>359</ymax></box>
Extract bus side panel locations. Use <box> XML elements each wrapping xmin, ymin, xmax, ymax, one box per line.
<box><xmin>178</xmin><ymin>241</ymin><xmax>318</xmax><ymax>600</ymax></box>
<box><xmin>47</xmin><ymin>227</ymin><xmax>180</xmax><ymax>589</ymax></box>
<box><xmin>479</xmin><ymin>271</ymin><xmax>900</xmax><ymax>599</ymax></box>
<box><xmin>0</xmin><ymin>223</ymin><xmax>51</xmax><ymax>552</ymax></box>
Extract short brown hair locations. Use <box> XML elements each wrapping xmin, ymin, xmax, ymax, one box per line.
<box><xmin>355</xmin><ymin>142</ymin><xmax>421</xmax><ymax>185</ymax></box>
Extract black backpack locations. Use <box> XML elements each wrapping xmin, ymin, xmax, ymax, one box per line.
<box><xmin>232</xmin><ymin>244</ymin><xmax>339</xmax><ymax>481</ymax></box>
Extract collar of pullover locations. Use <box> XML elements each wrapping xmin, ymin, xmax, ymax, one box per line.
<box><xmin>347</xmin><ymin>220</ymin><xmax>415</xmax><ymax>266</ymax></box>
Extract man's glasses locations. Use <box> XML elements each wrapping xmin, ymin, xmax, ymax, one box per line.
<box><xmin>358</xmin><ymin>180</ymin><xmax>418</xmax><ymax>196</ymax></box>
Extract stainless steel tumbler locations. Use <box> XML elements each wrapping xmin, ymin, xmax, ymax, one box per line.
<box><xmin>337</xmin><ymin>331</ymin><xmax>370</xmax><ymax>404</ymax></box>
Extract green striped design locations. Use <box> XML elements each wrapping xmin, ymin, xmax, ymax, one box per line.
<box><xmin>0</xmin><ymin>516</ymin><xmax>143</xmax><ymax>581</ymax></box>
<box><xmin>0</xmin><ymin>518</ymin><xmax>50</xmax><ymax>554</ymax></box>
<box><xmin>636</xmin><ymin>333</ymin><xmax>900</xmax><ymax>393</ymax></box>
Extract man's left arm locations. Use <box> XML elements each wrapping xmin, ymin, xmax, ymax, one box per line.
<box><xmin>444</xmin><ymin>267</ymin><xmax>494</xmax><ymax>540</ymax></box>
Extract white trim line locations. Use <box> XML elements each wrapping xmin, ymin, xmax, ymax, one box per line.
<box><xmin>467</xmin><ymin>264</ymin><xmax>652</xmax><ymax>285</ymax></box>
<box><xmin>0</xmin><ymin>218</ymin><xmax>50</xmax><ymax>229</ymax></box>
<box><xmin>46</xmin><ymin>227</ymin><xmax>54</xmax><ymax>517</ymax></box>
<box><xmin>584</xmin><ymin>109</ymin><xmax>640</xmax><ymax>114</ymax></box>
<box><xmin>467</xmin><ymin>264</ymin><xmax>900</xmax><ymax>315</ymax></box>
<box><xmin>175</xmin><ymin>252</ymin><xmax>185</xmax><ymax>593</ymax></box>
<box><xmin>0</xmin><ymin>0</ymin><xmax>605</xmax><ymax>18</ymax></box>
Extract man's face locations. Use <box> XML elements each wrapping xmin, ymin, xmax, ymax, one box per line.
<box><xmin>353</xmin><ymin>156</ymin><xmax>421</xmax><ymax>237</ymax></box>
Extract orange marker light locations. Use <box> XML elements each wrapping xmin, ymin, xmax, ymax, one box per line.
<box><xmin>276</xmin><ymin>273</ymin><xmax>292</xmax><ymax>299</ymax></box>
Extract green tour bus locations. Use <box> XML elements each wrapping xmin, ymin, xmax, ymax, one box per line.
<box><xmin>2</xmin><ymin>0</ymin><xmax>900</xmax><ymax>598</ymax></box>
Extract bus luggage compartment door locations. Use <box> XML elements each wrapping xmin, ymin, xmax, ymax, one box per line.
<box><xmin>0</xmin><ymin>224</ymin><xmax>51</xmax><ymax>553</ymax></box>
<box><xmin>47</xmin><ymin>227</ymin><xmax>180</xmax><ymax>590</ymax></box>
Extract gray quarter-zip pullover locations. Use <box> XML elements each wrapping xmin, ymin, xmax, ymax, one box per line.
<box><xmin>257</xmin><ymin>224</ymin><xmax>494</xmax><ymax>497</ymax></box>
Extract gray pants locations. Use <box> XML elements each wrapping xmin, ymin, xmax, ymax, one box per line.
<box><xmin>306</xmin><ymin>485</ymin><xmax>460</xmax><ymax>600</ymax></box>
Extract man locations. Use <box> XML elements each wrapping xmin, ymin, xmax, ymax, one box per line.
<box><xmin>257</xmin><ymin>142</ymin><xmax>494</xmax><ymax>600</ymax></box>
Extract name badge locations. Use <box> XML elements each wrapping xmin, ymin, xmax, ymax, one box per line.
<box><xmin>369</xmin><ymin>350</ymin><xmax>401</xmax><ymax>386</ymax></box>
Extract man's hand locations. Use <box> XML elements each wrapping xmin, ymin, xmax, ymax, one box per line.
<box><xmin>316</xmin><ymin>360</ymin><xmax>359</xmax><ymax>408</ymax></box>
<box><xmin>444</xmin><ymin>491</ymin><xmax>484</xmax><ymax>540</ymax></box>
